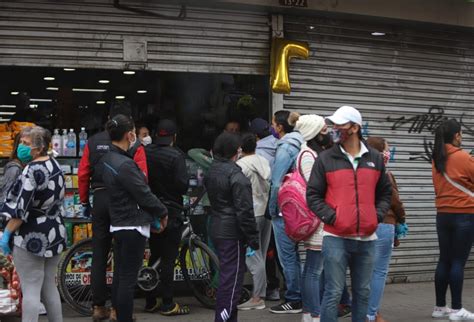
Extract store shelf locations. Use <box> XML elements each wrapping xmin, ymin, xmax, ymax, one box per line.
<box><xmin>64</xmin><ymin>217</ymin><xmax>91</xmax><ymax>223</ymax></box>
<box><xmin>56</xmin><ymin>156</ymin><xmax>82</xmax><ymax>160</ymax></box>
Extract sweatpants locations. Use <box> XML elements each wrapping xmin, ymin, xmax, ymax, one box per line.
<box><xmin>246</xmin><ymin>216</ymin><xmax>271</xmax><ymax>298</ymax></box>
<box><xmin>13</xmin><ymin>246</ymin><xmax>62</xmax><ymax>322</ymax></box>
<box><xmin>214</xmin><ymin>239</ymin><xmax>246</xmax><ymax>322</ymax></box>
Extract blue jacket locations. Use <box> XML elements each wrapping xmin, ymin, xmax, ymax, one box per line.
<box><xmin>256</xmin><ymin>135</ymin><xmax>278</xmax><ymax>167</ymax></box>
<box><xmin>268</xmin><ymin>131</ymin><xmax>304</xmax><ymax>217</ymax></box>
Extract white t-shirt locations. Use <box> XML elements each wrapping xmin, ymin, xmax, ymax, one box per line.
<box><xmin>110</xmin><ymin>225</ymin><xmax>151</xmax><ymax>238</ymax></box>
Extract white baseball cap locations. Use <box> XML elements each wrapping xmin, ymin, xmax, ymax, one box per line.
<box><xmin>326</xmin><ymin>105</ymin><xmax>362</xmax><ymax>126</ymax></box>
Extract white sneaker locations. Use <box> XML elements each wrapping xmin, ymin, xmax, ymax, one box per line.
<box><xmin>450</xmin><ymin>308</ymin><xmax>474</xmax><ymax>321</ymax></box>
<box><xmin>312</xmin><ymin>317</ymin><xmax>320</xmax><ymax>322</ymax></box>
<box><xmin>433</xmin><ymin>306</ymin><xmax>454</xmax><ymax>318</ymax></box>
<box><xmin>39</xmin><ymin>302</ymin><xmax>47</xmax><ymax>315</ymax></box>
<box><xmin>237</xmin><ymin>299</ymin><xmax>265</xmax><ymax>311</ymax></box>
<box><xmin>301</xmin><ymin>313</ymin><xmax>312</xmax><ymax>322</ymax></box>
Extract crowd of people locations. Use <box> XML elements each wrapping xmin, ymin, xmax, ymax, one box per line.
<box><xmin>0</xmin><ymin>104</ymin><xmax>472</xmax><ymax>322</ymax></box>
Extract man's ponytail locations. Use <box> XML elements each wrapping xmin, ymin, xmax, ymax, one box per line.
<box><xmin>432</xmin><ymin>119</ymin><xmax>461</xmax><ymax>173</ymax></box>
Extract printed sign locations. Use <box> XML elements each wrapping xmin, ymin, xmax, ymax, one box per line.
<box><xmin>279</xmin><ymin>0</ymin><xmax>308</xmax><ymax>7</ymax></box>
<box><xmin>63</xmin><ymin>247</ymin><xmax>210</xmax><ymax>284</ymax></box>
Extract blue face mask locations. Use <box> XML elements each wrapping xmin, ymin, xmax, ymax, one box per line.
<box><xmin>17</xmin><ymin>144</ymin><xmax>33</xmax><ymax>163</ymax></box>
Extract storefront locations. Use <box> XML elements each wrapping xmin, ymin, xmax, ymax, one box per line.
<box><xmin>280</xmin><ymin>14</ymin><xmax>474</xmax><ymax>282</ymax></box>
<box><xmin>0</xmin><ymin>1</ymin><xmax>272</xmax><ymax>297</ymax></box>
<box><xmin>0</xmin><ymin>0</ymin><xmax>473</xmax><ymax>288</ymax></box>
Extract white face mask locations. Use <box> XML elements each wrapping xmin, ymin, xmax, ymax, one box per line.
<box><xmin>141</xmin><ymin>136</ymin><xmax>152</xmax><ymax>146</ymax></box>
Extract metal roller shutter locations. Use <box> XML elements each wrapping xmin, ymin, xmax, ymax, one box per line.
<box><xmin>0</xmin><ymin>0</ymin><xmax>270</xmax><ymax>74</ymax></box>
<box><xmin>283</xmin><ymin>16</ymin><xmax>474</xmax><ymax>282</ymax></box>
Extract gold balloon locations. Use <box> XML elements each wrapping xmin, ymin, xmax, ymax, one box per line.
<box><xmin>270</xmin><ymin>37</ymin><xmax>310</xmax><ymax>94</ymax></box>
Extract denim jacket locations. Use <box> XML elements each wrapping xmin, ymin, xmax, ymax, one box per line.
<box><xmin>268</xmin><ymin>131</ymin><xmax>304</xmax><ymax>218</ymax></box>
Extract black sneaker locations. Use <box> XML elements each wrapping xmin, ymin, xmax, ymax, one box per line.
<box><xmin>338</xmin><ymin>304</ymin><xmax>352</xmax><ymax>318</ymax></box>
<box><xmin>144</xmin><ymin>299</ymin><xmax>160</xmax><ymax>313</ymax></box>
<box><xmin>269</xmin><ymin>301</ymin><xmax>303</xmax><ymax>314</ymax></box>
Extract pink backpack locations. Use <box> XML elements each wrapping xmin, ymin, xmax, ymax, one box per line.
<box><xmin>277</xmin><ymin>150</ymin><xmax>321</xmax><ymax>242</ymax></box>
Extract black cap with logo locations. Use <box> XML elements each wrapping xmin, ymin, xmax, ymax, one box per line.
<box><xmin>155</xmin><ymin>119</ymin><xmax>177</xmax><ymax>145</ymax></box>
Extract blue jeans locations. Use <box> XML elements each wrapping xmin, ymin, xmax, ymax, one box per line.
<box><xmin>320</xmin><ymin>271</ymin><xmax>352</xmax><ymax>306</ymax></box>
<box><xmin>367</xmin><ymin>224</ymin><xmax>395</xmax><ymax>319</ymax></box>
<box><xmin>302</xmin><ymin>250</ymin><xmax>323</xmax><ymax>317</ymax></box>
<box><xmin>321</xmin><ymin>236</ymin><xmax>375</xmax><ymax>322</ymax></box>
<box><xmin>435</xmin><ymin>213</ymin><xmax>474</xmax><ymax>310</ymax></box>
<box><xmin>272</xmin><ymin>216</ymin><xmax>301</xmax><ymax>302</ymax></box>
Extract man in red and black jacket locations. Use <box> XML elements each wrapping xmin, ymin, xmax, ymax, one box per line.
<box><xmin>306</xmin><ymin>105</ymin><xmax>392</xmax><ymax>322</ymax></box>
<box><xmin>78</xmin><ymin>105</ymin><xmax>148</xmax><ymax>321</ymax></box>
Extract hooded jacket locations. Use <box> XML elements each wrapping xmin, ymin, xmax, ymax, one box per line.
<box><xmin>256</xmin><ymin>135</ymin><xmax>278</xmax><ymax>166</ymax></box>
<box><xmin>204</xmin><ymin>157</ymin><xmax>259</xmax><ymax>249</ymax></box>
<box><xmin>432</xmin><ymin>144</ymin><xmax>474</xmax><ymax>214</ymax></box>
<box><xmin>237</xmin><ymin>154</ymin><xmax>271</xmax><ymax>217</ymax></box>
<box><xmin>269</xmin><ymin>131</ymin><xmax>305</xmax><ymax>218</ymax></box>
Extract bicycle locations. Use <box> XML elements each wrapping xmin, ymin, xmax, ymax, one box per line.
<box><xmin>57</xmin><ymin>191</ymin><xmax>223</xmax><ymax>316</ymax></box>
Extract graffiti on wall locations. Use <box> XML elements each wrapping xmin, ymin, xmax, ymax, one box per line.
<box><xmin>386</xmin><ymin>106</ymin><xmax>473</xmax><ymax>162</ymax></box>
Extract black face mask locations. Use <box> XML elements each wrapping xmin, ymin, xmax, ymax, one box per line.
<box><xmin>317</xmin><ymin>133</ymin><xmax>333</xmax><ymax>148</ymax></box>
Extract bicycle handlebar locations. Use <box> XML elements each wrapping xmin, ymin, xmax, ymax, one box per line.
<box><xmin>160</xmin><ymin>188</ymin><xmax>207</xmax><ymax>214</ymax></box>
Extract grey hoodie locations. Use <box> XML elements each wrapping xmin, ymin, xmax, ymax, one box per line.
<box><xmin>237</xmin><ymin>154</ymin><xmax>271</xmax><ymax>217</ymax></box>
<box><xmin>256</xmin><ymin>135</ymin><xmax>278</xmax><ymax>167</ymax></box>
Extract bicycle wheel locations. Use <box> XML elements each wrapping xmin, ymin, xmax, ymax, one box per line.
<box><xmin>180</xmin><ymin>238</ymin><xmax>219</xmax><ymax>309</ymax></box>
<box><xmin>57</xmin><ymin>238</ymin><xmax>113</xmax><ymax>316</ymax></box>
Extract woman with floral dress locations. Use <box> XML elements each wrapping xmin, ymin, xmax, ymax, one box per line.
<box><xmin>0</xmin><ymin>126</ymin><xmax>66</xmax><ymax>322</ymax></box>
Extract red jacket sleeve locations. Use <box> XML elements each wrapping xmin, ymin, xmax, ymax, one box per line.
<box><xmin>133</xmin><ymin>145</ymin><xmax>148</xmax><ymax>181</ymax></box>
<box><xmin>78</xmin><ymin>144</ymin><xmax>91</xmax><ymax>204</ymax></box>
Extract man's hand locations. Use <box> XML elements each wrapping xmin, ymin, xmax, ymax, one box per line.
<box><xmin>81</xmin><ymin>203</ymin><xmax>92</xmax><ymax>218</ymax></box>
<box><xmin>151</xmin><ymin>215</ymin><xmax>168</xmax><ymax>234</ymax></box>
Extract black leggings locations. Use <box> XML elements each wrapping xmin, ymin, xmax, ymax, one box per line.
<box><xmin>91</xmin><ymin>189</ymin><xmax>112</xmax><ymax>307</ymax></box>
<box><xmin>112</xmin><ymin>230</ymin><xmax>146</xmax><ymax>322</ymax></box>
<box><xmin>435</xmin><ymin>213</ymin><xmax>474</xmax><ymax>309</ymax></box>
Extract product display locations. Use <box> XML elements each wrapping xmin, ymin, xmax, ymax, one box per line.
<box><xmin>51</xmin><ymin>127</ymin><xmax>88</xmax><ymax>157</ymax></box>
<box><xmin>0</xmin><ymin>122</ymin><xmax>34</xmax><ymax>157</ymax></box>
<box><xmin>0</xmin><ymin>253</ymin><xmax>21</xmax><ymax>315</ymax></box>
<box><xmin>67</xmin><ymin>129</ymin><xmax>77</xmax><ymax>157</ymax></box>
<box><xmin>52</xmin><ymin>129</ymin><xmax>61</xmax><ymax>155</ymax></box>
<box><xmin>78</xmin><ymin>127</ymin><xmax>87</xmax><ymax>157</ymax></box>
<box><xmin>61</xmin><ymin>129</ymin><xmax>68</xmax><ymax>157</ymax></box>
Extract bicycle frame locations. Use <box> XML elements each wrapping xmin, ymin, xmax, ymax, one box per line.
<box><xmin>148</xmin><ymin>190</ymin><xmax>204</xmax><ymax>271</ymax></box>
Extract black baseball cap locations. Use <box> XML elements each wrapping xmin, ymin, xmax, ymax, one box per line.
<box><xmin>250</xmin><ymin>118</ymin><xmax>270</xmax><ymax>138</ymax></box>
<box><xmin>155</xmin><ymin>119</ymin><xmax>177</xmax><ymax>145</ymax></box>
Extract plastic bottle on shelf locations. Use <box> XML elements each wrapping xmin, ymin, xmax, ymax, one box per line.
<box><xmin>67</xmin><ymin>129</ymin><xmax>77</xmax><ymax>157</ymax></box>
<box><xmin>52</xmin><ymin>129</ymin><xmax>62</xmax><ymax>156</ymax></box>
<box><xmin>62</xmin><ymin>129</ymin><xmax>69</xmax><ymax>157</ymax></box>
<box><xmin>79</xmin><ymin>127</ymin><xmax>88</xmax><ymax>157</ymax></box>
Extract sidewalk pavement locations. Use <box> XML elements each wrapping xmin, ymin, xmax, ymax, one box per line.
<box><xmin>15</xmin><ymin>279</ymin><xmax>474</xmax><ymax>321</ymax></box>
